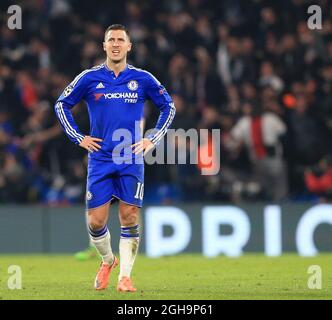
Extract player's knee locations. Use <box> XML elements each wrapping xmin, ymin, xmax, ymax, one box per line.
<box><xmin>87</xmin><ymin>205</ymin><xmax>109</xmax><ymax>230</ymax></box>
<box><xmin>88</xmin><ymin>216</ymin><xmax>106</xmax><ymax>230</ymax></box>
<box><xmin>120</xmin><ymin>204</ymin><xmax>139</xmax><ymax>225</ymax></box>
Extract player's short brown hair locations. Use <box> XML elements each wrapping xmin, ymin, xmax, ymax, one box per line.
<box><xmin>104</xmin><ymin>24</ymin><xmax>130</xmax><ymax>40</ymax></box>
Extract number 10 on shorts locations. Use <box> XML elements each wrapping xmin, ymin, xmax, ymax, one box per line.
<box><xmin>134</xmin><ymin>182</ymin><xmax>144</xmax><ymax>200</ymax></box>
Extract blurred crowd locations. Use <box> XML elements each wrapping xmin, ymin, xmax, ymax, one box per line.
<box><xmin>1</xmin><ymin>0</ymin><xmax>332</xmax><ymax>205</ymax></box>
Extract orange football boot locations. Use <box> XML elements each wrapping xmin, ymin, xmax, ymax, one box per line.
<box><xmin>117</xmin><ymin>276</ymin><xmax>137</xmax><ymax>292</ymax></box>
<box><xmin>94</xmin><ymin>256</ymin><xmax>118</xmax><ymax>290</ymax></box>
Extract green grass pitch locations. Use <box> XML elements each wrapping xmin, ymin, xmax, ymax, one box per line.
<box><xmin>0</xmin><ymin>254</ymin><xmax>331</xmax><ymax>300</ymax></box>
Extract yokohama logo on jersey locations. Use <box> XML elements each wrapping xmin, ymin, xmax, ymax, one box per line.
<box><xmin>94</xmin><ymin>92</ymin><xmax>138</xmax><ymax>102</ymax></box>
<box><xmin>104</xmin><ymin>92</ymin><xmax>138</xmax><ymax>99</ymax></box>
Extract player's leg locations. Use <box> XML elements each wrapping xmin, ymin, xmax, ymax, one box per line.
<box><xmin>88</xmin><ymin>202</ymin><xmax>119</xmax><ymax>290</ymax></box>
<box><xmin>113</xmin><ymin>163</ymin><xmax>144</xmax><ymax>292</ymax></box>
<box><xmin>86</xmin><ymin>158</ymin><xmax>116</xmax><ymax>266</ymax></box>
<box><xmin>117</xmin><ymin>201</ymin><xmax>140</xmax><ymax>292</ymax></box>
<box><xmin>87</xmin><ymin>202</ymin><xmax>114</xmax><ymax>264</ymax></box>
<box><xmin>86</xmin><ymin>158</ymin><xmax>118</xmax><ymax>290</ymax></box>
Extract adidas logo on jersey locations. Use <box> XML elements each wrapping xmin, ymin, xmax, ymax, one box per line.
<box><xmin>96</xmin><ymin>82</ymin><xmax>105</xmax><ymax>89</ymax></box>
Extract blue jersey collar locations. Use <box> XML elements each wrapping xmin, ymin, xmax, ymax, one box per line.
<box><xmin>104</xmin><ymin>62</ymin><xmax>129</xmax><ymax>77</ymax></box>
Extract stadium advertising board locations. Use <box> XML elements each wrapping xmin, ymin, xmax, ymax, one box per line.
<box><xmin>144</xmin><ymin>204</ymin><xmax>332</xmax><ymax>257</ymax></box>
<box><xmin>0</xmin><ymin>204</ymin><xmax>331</xmax><ymax>255</ymax></box>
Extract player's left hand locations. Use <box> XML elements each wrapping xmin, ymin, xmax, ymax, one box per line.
<box><xmin>131</xmin><ymin>138</ymin><xmax>154</xmax><ymax>156</ymax></box>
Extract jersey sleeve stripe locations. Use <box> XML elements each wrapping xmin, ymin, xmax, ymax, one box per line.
<box><xmin>151</xmin><ymin>103</ymin><xmax>176</xmax><ymax>144</ymax></box>
<box><xmin>70</xmin><ymin>64</ymin><xmax>104</xmax><ymax>87</ymax></box>
<box><xmin>127</xmin><ymin>65</ymin><xmax>161</xmax><ymax>85</ymax></box>
<box><xmin>55</xmin><ymin>102</ymin><xmax>83</xmax><ymax>142</ymax></box>
<box><xmin>58</xmin><ymin>103</ymin><xmax>85</xmax><ymax>141</ymax></box>
<box><xmin>55</xmin><ymin>102</ymin><xmax>84</xmax><ymax>142</ymax></box>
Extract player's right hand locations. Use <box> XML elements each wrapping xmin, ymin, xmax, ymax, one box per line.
<box><xmin>79</xmin><ymin>136</ymin><xmax>103</xmax><ymax>153</ymax></box>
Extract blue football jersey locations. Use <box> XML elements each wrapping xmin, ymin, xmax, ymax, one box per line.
<box><xmin>55</xmin><ymin>63</ymin><xmax>176</xmax><ymax>161</ymax></box>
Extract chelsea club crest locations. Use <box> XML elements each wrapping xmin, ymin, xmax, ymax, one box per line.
<box><xmin>86</xmin><ymin>191</ymin><xmax>93</xmax><ymax>201</ymax></box>
<box><xmin>127</xmin><ymin>80</ymin><xmax>138</xmax><ymax>91</ymax></box>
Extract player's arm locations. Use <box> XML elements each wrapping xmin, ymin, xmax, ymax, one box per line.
<box><xmin>54</xmin><ymin>72</ymin><xmax>102</xmax><ymax>152</ymax></box>
<box><xmin>145</xmin><ymin>74</ymin><xmax>176</xmax><ymax>146</ymax></box>
<box><xmin>132</xmin><ymin>74</ymin><xmax>176</xmax><ymax>155</ymax></box>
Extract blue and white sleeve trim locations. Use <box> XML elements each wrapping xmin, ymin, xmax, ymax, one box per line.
<box><xmin>149</xmin><ymin>102</ymin><xmax>176</xmax><ymax>145</ymax></box>
<box><xmin>55</xmin><ymin>102</ymin><xmax>85</xmax><ymax>144</ymax></box>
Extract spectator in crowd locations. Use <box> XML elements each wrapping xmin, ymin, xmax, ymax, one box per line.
<box><xmin>228</xmin><ymin>102</ymin><xmax>287</xmax><ymax>201</ymax></box>
<box><xmin>305</xmin><ymin>155</ymin><xmax>332</xmax><ymax>202</ymax></box>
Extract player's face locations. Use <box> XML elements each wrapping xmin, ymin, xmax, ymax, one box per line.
<box><xmin>103</xmin><ymin>30</ymin><xmax>132</xmax><ymax>63</ymax></box>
